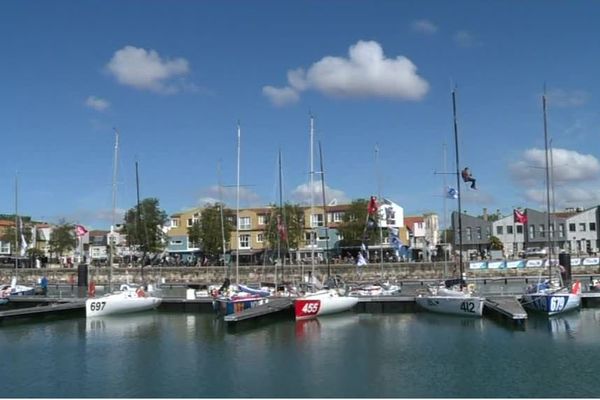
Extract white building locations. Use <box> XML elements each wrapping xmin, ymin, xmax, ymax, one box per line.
<box><xmin>492</xmin><ymin>215</ymin><xmax>526</xmax><ymax>257</ymax></box>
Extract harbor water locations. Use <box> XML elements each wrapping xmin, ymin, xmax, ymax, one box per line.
<box><xmin>1</xmin><ymin>308</ymin><xmax>600</xmax><ymax>398</ymax></box>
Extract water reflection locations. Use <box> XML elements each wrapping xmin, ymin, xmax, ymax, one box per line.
<box><xmin>86</xmin><ymin>313</ymin><xmax>160</xmax><ymax>337</ymax></box>
<box><xmin>547</xmin><ymin>313</ymin><xmax>580</xmax><ymax>340</ymax></box>
<box><xmin>295</xmin><ymin>314</ymin><xmax>360</xmax><ymax>339</ymax></box>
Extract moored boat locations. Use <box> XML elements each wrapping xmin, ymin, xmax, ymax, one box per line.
<box><xmin>415</xmin><ymin>279</ymin><xmax>484</xmax><ymax>317</ymax></box>
<box><xmin>0</xmin><ymin>277</ymin><xmax>35</xmax><ymax>304</ymax></box>
<box><xmin>85</xmin><ymin>284</ymin><xmax>162</xmax><ymax>317</ymax></box>
<box><xmin>294</xmin><ymin>289</ymin><xmax>358</xmax><ymax>320</ymax></box>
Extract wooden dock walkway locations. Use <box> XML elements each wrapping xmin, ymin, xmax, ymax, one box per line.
<box><xmin>224</xmin><ymin>297</ymin><xmax>294</xmax><ymax>322</ymax></box>
<box><xmin>0</xmin><ymin>299</ymin><xmax>85</xmax><ymax>322</ymax></box>
<box><xmin>484</xmin><ymin>296</ymin><xmax>527</xmax><ymax>326</ymax></box>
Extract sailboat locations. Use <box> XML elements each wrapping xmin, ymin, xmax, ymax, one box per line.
<box><xmin>520</xmin><ymin>92</ymin><xmax>581</xmax><ymax>316</ymax></box>
<box><xmin>1</xmin><ymin>175</ymin><xmax>35</xmax><ymax>305</ymax></box>
<box><xmin>213</xmin><ymin>123</ymin><xmax>271</xmax><ymax>317</ymax></box>
<box><xmin>415</xmin><ymin>88</ymin><xmax>485</xmax><ymax>317</ymax></box>
<box><xmin>294</xmin><ymin>118</ymin><xmax>358</xmax><ymax>320</ymax></box>
<box><xmin>86</xmin><ymin>129</ymin><xmax>161</xmax><ymax>317</ymax></box>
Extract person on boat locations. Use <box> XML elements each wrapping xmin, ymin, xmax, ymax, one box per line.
<box><xmin>461</xmin><ymin>167</ymin><xmax>477</xmax><ymax>190</ymax></box>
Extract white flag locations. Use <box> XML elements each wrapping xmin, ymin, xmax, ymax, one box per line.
<box><xmin>357</xmin><ymin>252</ymin><xmax>367</xmax><ymax>267</ymax></box>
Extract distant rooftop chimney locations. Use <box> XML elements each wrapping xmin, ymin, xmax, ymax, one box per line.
<box><xmin>483</xmin><ymin>207</ymin><xmax>488</xmax><ymax>221</ymax></box>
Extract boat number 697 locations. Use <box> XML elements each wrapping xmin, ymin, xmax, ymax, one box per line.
<box><xmin>89</xmin><ymin>301</ymin><xmax>106</xmax><ymax>311</ymax></box>
<box><xmin>460</xmin><ymin>301</ymin><xmax>476</xmax><ymax>313</ymax></box>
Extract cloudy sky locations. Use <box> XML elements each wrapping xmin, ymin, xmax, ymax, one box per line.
<box><xmin>2</xmin><ymin>1</ymin><xmax>600</xmax><ymax>229</ymax></box>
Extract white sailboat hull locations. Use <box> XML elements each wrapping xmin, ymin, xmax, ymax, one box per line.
<box><xmin>86</xmin><ymin>292</ymin><xmax>162</xmax><ymax>317</ymax></box>
<box><xmin>416</xmin><ymin>294</ymin><xmax>484</xmax><ymax>317</ymax></box>
<box><xmin>521</xmin><ymin>292</ymin><xmax>580</xmax><ymax>316</ymax></box>
<box><xmin>294</xmin><ymin>290</ymin><xmax>358</xmax><ymax>320</ymax></box>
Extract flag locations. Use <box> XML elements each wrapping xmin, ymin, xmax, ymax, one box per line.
<box><xmin>276</xmin><ymin>215</ymin><xmax>287</xmax><ymax>242</ymax></box>
<box><xmin>357</xmin><ymin>252</ymin><xmax>367</xmax><ymax>266</ymax></box>
<box><xmin>389</xmin><ymin>227</ymin><xmax>402</xmax><ymax>250</ymax></box>
<box><xmin>513</xmin><ymin>209</ymin><xmax>527</xmax><ymax>224</ymax></box>
<box><xmin>19</xmin><ymin>218</ymin><xmax>28</xmax><ymax>256</ymax></box>
<box><xmin>361</xmin><ymin>242</ymin><xmax>368</xmax><ymax>253</ymax></box>
<box><xmin>446</xmin><ymin>186</ymin><xmax>458</xmax><ymax>199</ymax></box>
<box><xmin>75</xmin><ymin>224</ymin><xmax>88</xmax><ymax>237</ymax></box>
<box><xmin>367</xmin><ymin>196</ymin><xmax>378</xmax><ymax>215</ymax></box>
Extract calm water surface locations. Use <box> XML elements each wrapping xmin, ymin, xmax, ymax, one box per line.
<box><xmin>1</xmin><ymin>308</ymin><xmax>599</xmax><ymax>398</ymax></box>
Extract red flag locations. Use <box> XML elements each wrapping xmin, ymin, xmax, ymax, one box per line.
<box><xmin>75</xmin><ymin>224</ymin><xmax>88</xmax><ymax>237</ymax></box>
<box><xmin>367</xmin><ymin>196</ymin><xmax>378</xmax><ymax>215</ymax></box>
<box><xmin>277</xmin><ymin>215</ymin><xmax>287</xmax><ymax>242</ymax></box>
<box><xmin>513</xmin><ymin>209</ymin><xmax>527</xmax><ymax>224</ymax></box>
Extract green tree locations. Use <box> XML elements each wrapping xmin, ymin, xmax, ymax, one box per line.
<box><xmin>48</xmin><ymin>220</ymin><xmax>77</xmax><ymax>257</ymax></box>
<box><xmin>188</xmin><ymin>203</ymin><xmax>233</xmax><ymax>259</ymax></box>
<box><xmin>122</xmin><ymin>198</ymin><xmax>168</xmax><ymax>254</ymax></box>
<box><xmin>265</xmin><ymin>203</ymin><xmax>305</xmax><ymax>252</ymax></box>
<box><xmin>337</xmin><ymin>198</ymin><xmax>377</xmax><ymax>246</ymax></box>
<box><xmin>489</xmin><ymin>235</ymin><xmax>504</xmax><ymax>250</ymax></box>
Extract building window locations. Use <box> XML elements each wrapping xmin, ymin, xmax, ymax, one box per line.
<box><xmin>539</xmin><ymin>224</ymin><xmax>545</xmax><ymax>238</ymax></box>
<box><xmin>477</xmin><ymin>227</ymin><xmax>482</xmax><ymax>240</ymax></box>
<box><xmin>507</xmin><ymin>226</ymin><xmax>513</xmax><ymax>234</ymax></box>
<box><xmin>239</xmin><ymin>234</ymin><xmax>250</xmax><ymax>249</ymax></box>
<box><xmin>496</xmin><ymin>226</ymin><xmax>503</xmax><ymax>235</ymax></box>
<box><xmin>529</xmin><ymin>225</ymin><xmax>535</xmax><ymax>238</ymax></box>
<box><xmin>559</xmin><ymin>223</ymin><xmax>565</xmax><ymax>238</ymax></box>
<box><xmin>258</xmin><ymin>215</ymin><xmax>266</xmax><ymax>225</ymax></box>
<box><xmin>516</xmin><ymin>225</ymin><xmax>523</xmax><ymax>234</ymax></box>
<box><xmin>311</xmin><ymin>214</ymin><xmax>324</xmax><ymax>227</ymax></box>
<box><xmin>170</xmin><ymin>240</ymin><xmax>183</xmax><ymax>245</ymax></box>
<box><xmin>239</xmin><ymin>217</ymin><xmax>251</xmax><ymax>230</ymax></box>
<box><xmin>590</xmin><ymin>223</ymin><xmax>596</xmax><ymax>232</ymax></box>
<box><xmin>330</xmin><ymin>212</ymin><xmax>344</xmax><ymax>223</ymax></box>
<box><xmin>187</xmin><ymin>218</ymin><xmax>193</xmax><ymax>227</ymax></box>
<box><xmin>549</xmin><ymin>224</ymin><xmax>555</xmax><ymax>239</ymax></box>
<box><xmin>305</xmin><ymin>231</ymin><xmax>316</xmax><ymax>245</ymax></box>
<box><xmin>257</xmin><ymin>233</ymin><xmax>264</xmax><ymax>243</ymax></box>
<box><xmin>171</xmin><ymin>218</ymin><xmax>180</xmax><ymax>228</ymax></box>
<box><xmin>569</xmin><ymin>223</ymin><xmax>576</xmax><ymax>232</ymax></box>
<box><xmin>0</xmin><ymin>241</ymin><xmax>9</xmax><ymax>254</ymax></box>
<box><xmin>466</xmin><ymin>227</ymin><xmax>472</xmax><ymax>241</ymax></box>
<box><xmin>580</xmin><ymin>223</ymin><xmax>586</xmax><ymax>232</ymax></box>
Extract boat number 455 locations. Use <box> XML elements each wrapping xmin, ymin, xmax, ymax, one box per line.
<box><xmin>460</xmin><ymin>301</ymin><xmax>476</xmax><ymax>313</ymax></box>
<box><xmin>89</xmin><ymin>301</ymin><xmax>106</xmax><ymax>311</ymax></box>
<box><xmin>300</xmin><ymin>301</ymin><xmax>320</xmax><ymax>315</ymax></box>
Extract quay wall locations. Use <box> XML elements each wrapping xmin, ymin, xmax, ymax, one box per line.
<box><xmin>2</xmin><ymin>262</ymin><xmax>600</xmax><ymax>287</ymax></box>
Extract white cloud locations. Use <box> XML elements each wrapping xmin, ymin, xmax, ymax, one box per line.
<box><xmin>198</xmin><ymin>185</ymin><xmax>261</xmax><ymax>208</ymax></box>
<box><xmin>85</xmin><ymin>96</ymin><xmax>110</xmax><ymax>111</ymax></box>
<box><xmin>453</xmin><ymin>30</ymin><xmax>481</xmax><ymax>48</ymax></box>
<box><xmin>106</xmin><ymin>46</ymin><xmax>190</xmax><ymax>93</ymax></box>
<box><xmin>263</xmin><ymin>40</ymin><xmax>429</xmax><ymax>106</ymax></box>
<box><xmin>546</xmin><ymin>88</ymin><xmax>589</xmax><ymax>108</ymax></box>
<box><xmin>262</xmin><ymin>86</ymin><xmax>300</xmax><ymax>107</ymax></box>
<box><xmin>290</xmin><ymin>181</ymin><xmax>349</xmax><ymax>205</ymax></box>
<box><xmin>411</xmin><ymin>19</ymin><xmax>438</xmax><ymax>35</ymax></box>
<box><xmin>512</xmin><ymin>147</ymin><xmax>600</xmax><ymax>209</ymax></box>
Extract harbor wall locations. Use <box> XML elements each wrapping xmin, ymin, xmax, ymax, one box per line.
<box><xmin>2</xmin><ymin>262</ymin><xmax>600</xmax><ymax>286</ymax></box>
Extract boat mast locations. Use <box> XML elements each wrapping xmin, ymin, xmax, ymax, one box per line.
<box><xmin>110</xmin><ymin>128</ymin><xmax>119</xmax><ymax>292</ymax></box>
<box><xmin>318</xmin><ymin>141</ymin><xmax>331</xmax><ymax>279</ymax></box>
<box><xmin>542</xmin><ymin>93</ymin><xmax>553</xmax><ymax>280</ymax></box>
<box><xmin>442</xmin><ymin>143</ymin><xmax>449</xmax><ymax>277</ymax></box>
<box><xmin>452</xmin><ymin>88</ymin><xmax>464</xmax><ymax>282</ymax></box>
<box><xmin>217</xmin><ymin>160</ymin><xmax>227</xmax><ymax>277</ymax></box>
<box><xmin>236</xmin><ymin>122</ymin><xmax>241</xmax><ymax>285</ymax></box>
<box><xmin>277</xmin><ymin>149</ymin><xmax>284</xmax><ymax>285</ymax></box>
<box><xmin>14</xmin><ymin>173</ymin><xmax>19</xmax><ymax>271</ymax></box>
<box><xmin>309</xmin><ymin>114</ymin><xmax>315</xmax><ymax>277</ymax></box>
<box><xmin>375</xmin><ymin>144</ymin><xmax>384</xmax><ymax>277</ymax></box>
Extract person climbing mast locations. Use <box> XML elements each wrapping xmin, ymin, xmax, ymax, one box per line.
<box><xmin>461</xmin><ymin>167</ymin><xmax>477</xmax><ymax>189</ymax></box>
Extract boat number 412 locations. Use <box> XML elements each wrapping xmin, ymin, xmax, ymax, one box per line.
<box><xmin>460</xmin><ymin>301</ymin><xmax>476</xmax><ymax>313</ymax></box>
<box><xmin>89</xmin><ymin>301</ymin><xmax>107</xmax><ymax>311</ymax></box>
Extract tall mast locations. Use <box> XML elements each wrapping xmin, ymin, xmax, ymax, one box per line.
<box><xmin>309</xmin><ymin>114</ymin><xmax>315</xmax><ymax>276</ymax></box>
<box><xmin>452</xmin><ymin>88</ymin><xmax>464</xmax><ymax>281</ymax></box>
<box><xmin>542</xmin><ymin>93</ymin><xmax>553</xmax><ymax>279</ymax></box>
<box><xmin>442</xmin><ymin>143</ymin><xmax>449</xmax><ymax>277</ymax></box>
<box><xmin>318</xmin><ymin>142</ymin><xmax>331</xmax><ymax>279</ymax></box>
<box><xmin>14</xmin><ymin>173</ymin><xmax>18</xmax><ymax>270</ymax></box>
<box><xmin>375</xmin><ymin>144</ymin><xmax>384</xmax><ymax>277</ymax></box>
<box><xmin>235</xmin><ymin>122</ymin><xmax>241</xmax><ymax>285</ymax></box>
<box><xmin>277</xmin><ymin>149</ymin><xmax>284</xmax><ymax>285</ymax></box>
<box><xmin>110</xmin><ymin>128</ymin><xmax>119</xmax><ymax>292</ymax></box>
<box><xmin>217</xmin><ymin>160</ymin><xmax>227</xmax><ymax>277</ymax></box>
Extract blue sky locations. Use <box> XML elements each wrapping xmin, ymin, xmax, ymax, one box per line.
<box><xmin>2</xmin><ymin>0</ymin><xmax>600</xmax><ymax>230</ymax></box>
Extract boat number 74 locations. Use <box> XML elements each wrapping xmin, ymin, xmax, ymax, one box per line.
<box><xmin>89</xmin><ymin>301</ymin><xmax>106</xmax><ymax>311</ymax></box>
<box><xmin>460</xmin><ymin>301</ymin><xmax>476</xmax><ymax>313</ymax></box>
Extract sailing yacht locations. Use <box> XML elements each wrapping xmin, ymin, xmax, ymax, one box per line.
<box><xmin>86</xmin><ymin>129</ymin><xmax>161</xmax><ymax>317</ymax></box>
<box><xmin>520</xmin><ymin>93</ymin><xmax>581</xmax><ymax>316</ymax></box>
<box><xmin>415</xmin><ymin>88</ymin><xmax>485</xmax><ymax>317</ymax></box>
